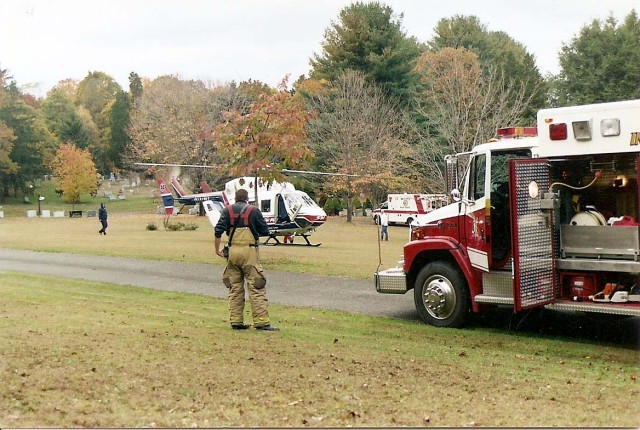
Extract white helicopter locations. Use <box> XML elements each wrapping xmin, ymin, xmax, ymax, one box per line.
<box><xmin>142</xmin><ymin>163</ymin><xmax>328</xmax><ymax>246</ymax></box>
<box><xmin>215</xmin><ymin>176</ymin><xmax>327</xmax><ymax>246</ymax></box>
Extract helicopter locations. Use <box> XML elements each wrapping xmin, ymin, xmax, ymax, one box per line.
<box><xmin>154</xmin><ymin>171</ymin><xmax>327</xmax><ymax>246</ymax></box>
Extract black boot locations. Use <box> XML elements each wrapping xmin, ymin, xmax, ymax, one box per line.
<box><xmin>231</xmin><ymin>324</ymin><xmax>250</xmax><ymax>330</ymax></box>
<box><xmin>255</xmin><ymin>325</ymin><xmax>279</xmax><ymax>331</ymax></box>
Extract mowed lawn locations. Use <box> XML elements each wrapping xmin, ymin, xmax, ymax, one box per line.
<box><xmin>0</xmin><ymin>204</ymin><xmax>639</xmax><ymax>427</ymax></box>
<box><xmin>0</xmin><ymin>214</ymin><xmax>406</xmax><ymax>279</ymax></box>
<box><xmin>1</xmin><ymin>272</ymin><xmax>638</xmax><ymax>428</ymax></box>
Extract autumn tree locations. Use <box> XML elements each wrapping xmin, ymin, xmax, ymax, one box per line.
<box><xmin>413</xmin><ymin>48</ymin><xmax>536</xmax><ymax>191</ymax></box>
<box><xmin>304</xmin><ymin>70</ymin><xmax>412</xmax><ymax>222</ymax></box>
<box><xmin>0</xmin><ymin>70</ymin><xmax>18</xmax><ymax>198</ymax></box>
<box><xmin>310</xmin><ymin>1</ymin><xmax>422</xmax><ymax>106</ymax></box>
<box><xmin>128</xmin><ymin>76</ymin><xmax>247</xmax><ymax>190</ymax></box>
<box><xmin>51</xmin><ymin>143</ymin><xmax>98</xmax><ymax>206</ymax></box>
<box><xmin>75</xmin><ymin>71</ymin><xmax>123</xmax><ymax>172</ymax></box>
<box><xmin>551</xmin><ymin>10</ymin><xmax>640</xmax><ymax>105</ymax></box>
<box><xmin>0</xmin><ymin>77</ymin><xmax>57</xmax><ymax>197</ymax></box>
<box><xmin>214</xmin><ymin>77</ymin><xmax>313</xmax><ymax>202</ymax></box>
<box><xmin>428</xmin><ymin>15</ymin><xmax>544</xmax><ymax>119</ymax></box>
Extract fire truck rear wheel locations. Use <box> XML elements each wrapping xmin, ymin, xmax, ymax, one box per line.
<box><xmin>414</xmin><ymin>262</ymin><xmax>470</xmax><ymax>328</ymax></box>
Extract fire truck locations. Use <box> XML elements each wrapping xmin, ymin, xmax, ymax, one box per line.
<box><xmin>373</xmin><ymin>193</ymin><xmax>448</xmax><ymax>226</ymax></box>
<box><xmin>375</xmin><ymin>99</ymin><xmax>640</xmax><ymax>327</ymax></box>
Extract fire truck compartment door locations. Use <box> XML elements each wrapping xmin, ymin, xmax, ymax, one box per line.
<box><xmin>510</xmin><ymin>159</ymin><xmax>555</xmax><ymax>311</ymax></box>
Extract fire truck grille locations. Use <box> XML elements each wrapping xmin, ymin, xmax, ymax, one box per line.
<box><xmin>514</xmin><ymin>162</ymin><xmax>555</xmax><ymax>308</ymax></box>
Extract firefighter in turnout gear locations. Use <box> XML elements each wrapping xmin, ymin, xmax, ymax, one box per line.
<box><xmin>214</xmin><ymin>189</ymin><xmax>278</xmax><ymax>331</ymax></box>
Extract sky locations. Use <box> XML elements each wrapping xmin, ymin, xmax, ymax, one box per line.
<box><xmin>1</xmin><ymin>0</ymin><xmax>637</xmax><ymax>97</ymax></box>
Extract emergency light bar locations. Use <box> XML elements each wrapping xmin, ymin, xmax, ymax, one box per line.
<box><xmin>496</xmin><ymin>127</ymin><xmax>537</xmax><ymax>138</ymax></box>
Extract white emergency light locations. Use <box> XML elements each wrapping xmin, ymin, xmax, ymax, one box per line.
<box><xmin>600</xmin><ymin>118</ymin><xmax>621</xmax><ymax>136</ymax></box>
<box><xmin>572</xmin><ymin>120</ymin><xmax>592</xmax><ymax>141</ymax></box>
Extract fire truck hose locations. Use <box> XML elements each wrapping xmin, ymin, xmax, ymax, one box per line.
<box><xmin>549</xmin><ymin>171</ymin><xmax>601</xmax><ymax>192</ymax></box>
<box><xmin>376</xmin><ymin>223</ymin><xmax>382</xmax><ymax>273</ymax></box>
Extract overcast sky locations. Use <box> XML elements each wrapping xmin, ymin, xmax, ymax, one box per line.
<box><xmin>1</xmin><ymin>0</ymin><xmax>637</xmax><ymax>97</ymax></box>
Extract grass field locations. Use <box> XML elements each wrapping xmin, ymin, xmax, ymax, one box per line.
<box><xmin>1</xmin><ymin>180</ymin><xmax>639</xmax><ymax>427</ymax></box>
<box><xmin>1</xmin><ymin>272</ymin><xmax>638</xmax><ymax>428</ymax></box>
<box><xmin>0</xmin><ymin>211</ymin><xmax>406</xmax><ymax>280</ymax></box>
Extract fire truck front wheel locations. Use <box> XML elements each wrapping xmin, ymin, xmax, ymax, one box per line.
<box><xmin>414</xmin><ymin>262</ymin><xmax>470</xmax><ymax>328</ymax></box>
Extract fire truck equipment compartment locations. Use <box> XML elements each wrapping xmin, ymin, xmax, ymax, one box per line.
<box><xmin>374</xmin><ymin>268</ymin><xmax>407</xmax><ymax>294</ymax></box>
<box><xmin>560</xmin><ymin>225</ymin><xmax>640</xmax><ymax>261</ymax></box>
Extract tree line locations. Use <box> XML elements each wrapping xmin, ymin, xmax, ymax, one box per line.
<box><xmin>1</xmin><ymin>3</ymin><xmax>638</xmax><ymax>219</ymax></box>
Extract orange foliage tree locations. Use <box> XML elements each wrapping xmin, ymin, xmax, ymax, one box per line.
<box><xmin>214</xmin><ymin>77</ymin><xmax>314</xmax><ymax>198</ymax></box>
<box><xmin>51</xmin><ymin>143</ymin><xmax>98</xmax><ymax>206</ymax></box>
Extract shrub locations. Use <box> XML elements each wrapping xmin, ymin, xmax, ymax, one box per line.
<box><xmin>164</xmin><ymin>221</ymin><xmax>198</xmax><ymax>231</ymax></box>
<box><xmin>146</xmin><ymin>223</ymin><xmax>158</xmax><ymax>231</ymax></box>
<box><xmin>166</xmin><ymin>222</ymin><xmax>185</xmax><ymax>231</ymax></box>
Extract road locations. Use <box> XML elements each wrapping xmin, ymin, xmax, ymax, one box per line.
<box><xmin>0</xmin><ymin>248</ymin><xmax>418</xmax><ymax>320</ymax></box>
<box><xmin>2</xmin><ymin>248</ymin><xmax>638</xmax><ymax>344</ymax></box>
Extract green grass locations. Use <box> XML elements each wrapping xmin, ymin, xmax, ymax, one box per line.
<box><xmin>0</xmin><ymin>179</ymin><xmax>160</xmax><ymax>217</ymax></box>
<box><xmin>0</xmin><ymin>212</ymin><xmax>404</xmax><ymax>280</ymax></box>
<box><xmin>1</xmin><ymin>271</ymin><xmax>638</xmax><ymax>428</ymax></box>
<box><xmin>1</xmin><ymin>179</ymin><xmax>639</xmax><ymax>427</ymax></box>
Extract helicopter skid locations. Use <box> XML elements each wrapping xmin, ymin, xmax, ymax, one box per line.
<box><xmin>263</xmin><ymin>235</ymin><xmax>321</xmax><ymax>247</ymax></box>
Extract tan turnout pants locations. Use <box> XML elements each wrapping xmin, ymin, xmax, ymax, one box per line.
<box><xmin>222</xmin><ymin>228</ymin><xmax>270</xmax><ymax>327</ymax></box>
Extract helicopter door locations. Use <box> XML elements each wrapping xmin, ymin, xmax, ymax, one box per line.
<box><xmin>276</xmin><ymin>194</ymin><xmax>291</xmax><ymax>223</ymax></box>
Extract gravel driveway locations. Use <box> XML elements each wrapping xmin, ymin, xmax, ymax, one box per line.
<box><xmin>0</xmin><ymin>248</ymin><xmax>418</xmax><ymax>320</ymax></box>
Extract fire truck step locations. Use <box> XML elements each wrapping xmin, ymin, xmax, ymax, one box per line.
<box><xmin>475</xmin><ymin>294</ymin><xmax>514</xmax><ymax>305</ymax></box>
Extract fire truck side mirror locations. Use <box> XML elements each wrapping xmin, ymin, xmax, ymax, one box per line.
<box><xmin>451</xmin><ymin>188</ymin><xmax>461</xmax><ymax>202</ymax></box>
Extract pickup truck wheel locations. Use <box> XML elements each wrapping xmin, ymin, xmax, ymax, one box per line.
<box><xmin>414</xmin><ymin>262</ymin><xmax>470</xmax><ymax>328</ymax></box>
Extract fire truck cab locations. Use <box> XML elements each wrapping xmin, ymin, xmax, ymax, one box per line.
<box><xmin>375</xmin><ymin>99</ymin><xmax>640</xmax><ymax>327</ymax></box>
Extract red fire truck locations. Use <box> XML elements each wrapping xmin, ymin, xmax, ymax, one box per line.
<box><xmin>375</xmin><ymin>99</ymin><xmax>640</xmax><ymax>327</ymax></box>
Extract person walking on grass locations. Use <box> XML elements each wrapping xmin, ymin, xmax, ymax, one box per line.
<box><xmin>214</xmin><ymin>189</ymin><xmax>279</xmax><ymax>332</ymax></box>
<box><xmin>98</xmin><ymin>203</ymin><xmax>108</xmax><ymax>235</ymax></box>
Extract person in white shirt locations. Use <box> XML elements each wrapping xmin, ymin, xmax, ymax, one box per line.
<box><xmin>380</xmin><ymin>210</ymin><xmax>389</xmax><ymax>241</ymax></box>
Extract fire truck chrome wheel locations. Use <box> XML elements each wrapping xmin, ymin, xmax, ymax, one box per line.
<box><xmin>414</xmin><ymin>261</ymin><xmax>470</xmax><ymax>328</ymax></box>
<box><xmin>422</xmin><ymin>275</ymin><xmax>456</xmax><ymax>319</ymax></box>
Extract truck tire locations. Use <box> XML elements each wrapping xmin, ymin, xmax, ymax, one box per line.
<box><xmin>414</xmin><ymin>261</ymin><xmax>470</xmax><ymax>328</ymax></box>
<box><xmin>406</xmin><ymin>217</ymin><xmax>414</xmax><ymax>226</ymax></box>
<box><xmin>373</xmin><ymin>215</ymin><xmax>380</xmax><ymax>225</ymax></box>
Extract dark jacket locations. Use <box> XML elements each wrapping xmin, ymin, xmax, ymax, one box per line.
<box><xmin>214</xmin><ymin>201</ymin><xmax>270</xmax><ymax>240</ymax></box>
<box><xmin>98</xmin><ymin>206</ymin><xmax>107</xmax><ymax>221</ymax></box>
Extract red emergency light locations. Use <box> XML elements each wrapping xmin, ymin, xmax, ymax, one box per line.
<box><xmin>549</xmin><ymin>123</ymin><xmax>568</xmax><ymax>140</ymax></box>
<box><xmin>496</xmin><ymin>127</ymin><xmax>537</xmax><ymax>138</ymax></box>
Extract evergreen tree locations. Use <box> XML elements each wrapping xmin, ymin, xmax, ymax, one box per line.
<box><xmin>552</xmin><ymin>10</ymin><xmax>640</xmax><ymax>105</ymax></box>
<box><xmin>310</xmin><ymin>1</ymin><xmax>423</xmax><ymax>106</ymax></box>
<box><xmin>108</xmin><ymin>90</ymin><xmax>131</xmax><ymax>170</ymax></box>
